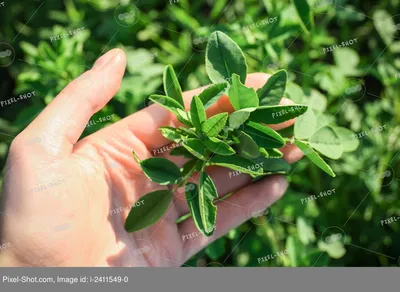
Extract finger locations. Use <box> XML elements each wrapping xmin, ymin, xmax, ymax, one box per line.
<box><xmin>117</xmin><ymin>73</ymin><xmax>297</xmax><ymax>150</ymax></box>
<box><xmin>280</xmin><ymin>143</ymin><xmax>304</xmax><ymax>163</ymax></box>
<box><xmin>22</xmin><ymin>49</ymin><xmax>126</xmax><ymax>157</ymax></box>
<box><xmin>178</xmin><ymin>175</ymin><xmax>288</xmax><ymax>262</ymax></box>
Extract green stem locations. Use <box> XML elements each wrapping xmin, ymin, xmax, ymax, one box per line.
<box><xmin>373</xmin><ymin>152</ymin><xmax>393</xmax><ymax>199</ymax></box>
<box><xmin>132</xmin><ymin>150</ymin><xmax>141</xmax><ymax>164</ymax></box>
<box><xmin>262</xmin><ymin>222</ymin><xmax>291</xmax><ymax>266</ymax></box>
<box><xmin>283</xmin><ymin>137</ymin><xmax>294</xmax><ymax>143</ymax></box>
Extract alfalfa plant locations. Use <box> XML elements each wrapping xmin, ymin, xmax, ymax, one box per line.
<box><xmin>124</xmin><ymin>31</ymin><xmax>358</xmax><ymax>236</ymax></box>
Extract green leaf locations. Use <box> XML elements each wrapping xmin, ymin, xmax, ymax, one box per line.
<box><xmin>245</xmin><ymin>121</ymin><xmax>285</xmax><ymax>149</ymax></box>
<box><xmin>332</xmin><ymin>127</ymin><xmax>359</xmax><ymax>152</ymax></box>
<box><xmin>202</xmin><ymin>113</ymin><xmax>228</xmax><ymax>137</ymax></box>
<box><xmin>163</xmin><ymin>65</ymin><xmax>185</xmax><ymax>107</ymax></box>
<box><xmin>185</xmin><ymin>183</ymin><xmax>206</xmax><ymax>234</ymax></box>
<box><xmin>149</xmin><ymin>94</ymin><xmax>184</xmax><ymax>115</ymax></box>
<box><xmin>190</xmin><ymin>96</ymin><xmax>206</xmax><ymax>130</ymax></box>
<box><xmin>182</xmin><ymin>138</ymin><xmax>207</xmax><ymax>160</ymax></box>
<box><xmin>259</xmin><ymin>148</ymin><xmax>270</xmax><ymax>158</ymax></box>
<box><xmin>236</xmin><ymin>131</ymin><xmax>260</xmax><ymax>158</ymax></box>
<box><xmin>199</xmin><ymin>82</ymin><xmax>229</xmax><ymax>109</ymax></box>
<box><xmin>318</xmin><ymin>240</ymin><xmax>346</xmax><ymax>259</ymax></box>
<box><xmin>294</xmin><ymin>140</ymin><xmax>336</xmax><ymax>177</ymax></box>
<box><xmin>206</xmin><ymin>31</ymin><xmax>247</xmax><ymax>83</ymax></box>
<box><xmin>186</xmin><ymin>177</ymin><xmax>217</xmax><ymax>237</ymax></box>
<box><xmin>334</xmin><ymin>48</ymin><xmax>361</xmax><ymax>76</ymax></box>
<box><xmin>309</xmin><ymin>126</ymin><xmax>343</xmax><ymax>159</ymax></box>
<box><xmin>264</xmin><ymin>148</ymin><xmax>283</xmax><ymax>158</ymax></box>
<box><xmin>228</xmin><ymin>74</ymin><xmax>259</xmax><ymax>110</ymax></box>
<box><xmin>125</xmin><ymin>190</ymin><xmax>173</xmax><ymax>232</ymax></box>
<box><xmin>198</xmin><ymin>172</ymin><xmax>218</xmax><ymax>235</ymax></box>
<box><xmin>205</xmin><ymin>237</ymin><xmax>226</xmax><ymax>260</ymax></box>
<box><xmin>306</xmin><ymin>249</ymin><xmax>329</xmax><ymax>267</ymax></box>
<box><xmin>208</xmin><ymin>155</ymin><xmax>263</xmax><ymax>177</ymax></box>
<box><xmin>314</xmin><ymin>113</ymin><xmax>335</xmax><ymax>132</ymax></box>
<box><xmin>170</xmin><ymin>146</ymin><xmax>195</xmax><ymax>159</ymax></box>
<box><xmin>20</xmin><ymin>41</ymin><xmax>38</xmax><ymax>57</ymax></box>
<box><xmin>252</xmin><ymin>157</ymin><xmax>291</xmax><ymax>174</ymax></box>
<box><xmin>373</xmin><ymin>9</ymin><xmax>395</xmax><ymax>46</ymax></box>
<box><xmin>176</xmin><ymin>108</ymin><xmax>193</xmax><ymax>127</ymax></box>
<box><xmin>257</xmin><ymin>70</ymin><xmax>287</xmax><ymax>106</ymax></box>
<box><xmin>249</xmin><ymin>105</ymin><xmax>308</xmax><ymax>124</ymax></box>
<box><xmin>286</xmin><ymin>236</ymin><xmax>303</xmax><ymax>267</ymax></box>
<box><xmin>140</xmin><ymin>158</ymin><xmax>182</xmax><ymax>185</ymax></box>
<box><xmin>291</xmin><ymin>0</ymin><xmax>314</xmax><ymax>33</ymax></box>
<box><xmin>229</xmin><ymin>108</ymin><xmax>257</xmax><ymax>129</ymax></box>
<box><xmin>202</xmin><ymin>137</ymin><xmax>235</xmax><ymax>156</ymax></box>
<box><xmin>181</xmin><ymin>159</ymin><xmax>198</xmax><ymax>178</ymax></box>
<box><xmin>294</xmin><ymin>107</ymin><xmax>317</xmax><ymax>140</ymax></box>
<box><xmin>159</xmin><ymin>127</ymin><xmax>182</xmax><ymax>143</ymax></box>
<box><xmin>178</xmin><ymin>127</ymin><xmax>198</xmax><ymax>138</ymax></box>
<box><xmin>297</xmin><ymin>217</ymin><xmax>316</xmax><ymax>245</ymax></box>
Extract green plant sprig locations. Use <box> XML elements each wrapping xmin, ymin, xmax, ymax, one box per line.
<box><xmin>124</xmin><ymin>31</ymin><xmax>358</xmax><ymax>236</ymax></box>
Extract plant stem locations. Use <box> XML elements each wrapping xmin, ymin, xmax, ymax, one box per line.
<box><xmin>132</xmin><ymin>150</ymin><xmax>141</xmax><ymax>164</ymax></box>
<box><xmin>373</xmin><ymin>151</ymin><xmax>392</xmax><ymax>199</ymax></box>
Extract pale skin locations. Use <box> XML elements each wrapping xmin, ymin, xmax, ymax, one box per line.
<box><xmin>0</xmin><ymin>49</ymin><xmax>303</xmax><ymax>267</ymax></box>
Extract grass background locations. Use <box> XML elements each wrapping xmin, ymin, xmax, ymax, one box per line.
<box><xmin>1</xmin><ymin>0</ymin><xmax>400</xmax><ymax>266</ymax></box>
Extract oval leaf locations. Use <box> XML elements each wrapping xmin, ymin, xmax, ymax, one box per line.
<box><xmin>199</xmin><ymin>82</ymin><xmax>229</xmax><ymax>109</ymax></box>
<box><xmin>163</xmin><ymin>65</ymin><xmax>185</xmax><ymax>107</ymax></box>
<box><xmin>185</xmin><ymin>183</ymin><xmax>207</xmax><ymax>234</ymax></box>
<box><xmin>182</xmin><ymin>138</ymin><xmax>207</xmax><ymax>160</ymax></box>
<box><xmin>332</xmin><ymin>127</ymin><xmax>359</xmax><ymax>152</ymax></box>
<box><xmin>206</xmin><ymin>31</ymin><xmax>247</xmax><ymax>83</ymax></box>
<box><xmin>149</xmin><ymin>94</ymin><xmax>184</xmax><ymax>115</ymax></box>
<box><xmin>159</xmin><ymin>127</ymin><xmax>182</xmax><ymax>143</ymax></box>
<box><xmin>125</xmin><ymin>190</ymin><xmax>173</xmax><ymax>232</ymax></box>
<box><xmin>170</xmin><ymin>146</ymin><xmax>195</xmax><ymax>159</ymax></box>
<box><xmin>228</xmin><ymin>74</ymin><xmax>259</xmax><ymax>110</ymax></box>
<box><xmin>202</xmin><ymin>113</ymin><xmax>228</xmax><ymax>137</ymax></box>
<box><xmin>249</xmin><ymin>105</ymin><xmax>308</xmax><ymax>124</ymax></box>
<box><xmin>198</xmin><ymin>172</ymin><xmax>218</xmax><ymax>236</ymax></box>
<box><xmin>190</xmin><ymin>95</ymin><xmax>206</xmax><ymax>130</ymax></box>
<box><xmin>294</xmin><ymin>107</ymin><xmax>317</xmax><ymax>140</ymax></box>
<box><xmin>309</xmin><ymin>126</ymin><xmax>343</xmax><ymax>159</ymax></box>
<box><xmin>236</xmin><ymin>131</ymin><xmax>260</xmax><ymax>158</ymax></box>
<box><xmin>291</xmin><ymin>0</ymin><xmax>314</xmax><ymax>33</ymax></box>
<box><xmin>229</xmin><ymin>108</ymin><xmax>257</xmax><ymax>129</ymax></box>
<box><xmin>252</xmin><ymin>156</ymin><xmax>291</xmax><ymax>174</ymax></box>
<box><xmin>245</xmin><ymin>121</ymin><xmax>285</xmax><ymax>148</ymax></box>
<box><xmin>176</xmin><ymin>108</ymin><xmax>193</xmax><ymax>127</ymax></box>
<box><xmin>178</xmin><ymin>126</ymin><xmax>198</xmax><ymax>138</ymax></box>
<box><xmin>140</xmin><ymin>157</ymin><xmax>182</xmax><ymax>185</ymax></box>
<box><xmin>373</xmin><ymin>9</ymin><xmax>395</xmax><ymax>46</ymax></box>
<box><xmin>257</xmin><ymin>70</ymin><xmax>287</xmax><ymax>106</ymax></box>
<box><xmin>295</xmin><ymin>140</ymin><xmax>336</xmax><ymax>177</ymax></box>
<box><xmin>202</xmin><ymin>137</ymin><xmax>235</xmax><ymax>156</ymax></box>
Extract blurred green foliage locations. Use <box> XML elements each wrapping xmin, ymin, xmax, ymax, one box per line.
<box><xmin>1</xmin><ymin>0</ymin><xmax>400</xmax><ymax>267</ymax></box>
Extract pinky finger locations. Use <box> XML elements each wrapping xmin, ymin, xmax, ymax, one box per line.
<box><xmin>179</xmin><ymin>175</ymin><xmax>289</xmax><ymax>263</ymax></box>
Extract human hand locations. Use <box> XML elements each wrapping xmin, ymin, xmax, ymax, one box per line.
<box><xmin>0</xmin><ymin>48</ymin><xmax>302</xmax><ymax>267</ymax></box>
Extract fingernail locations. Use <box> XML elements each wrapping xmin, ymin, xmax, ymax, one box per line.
<box><xmin>93</xmin><ymin>49</ymin><xmax>121</xmax><ymax>70</ymax></box>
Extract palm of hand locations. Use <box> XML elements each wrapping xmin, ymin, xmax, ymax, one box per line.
<box><xmin>0</xmin><ymin>49</ymin><xmax>301</xmax><ymax>267</ymax></box>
